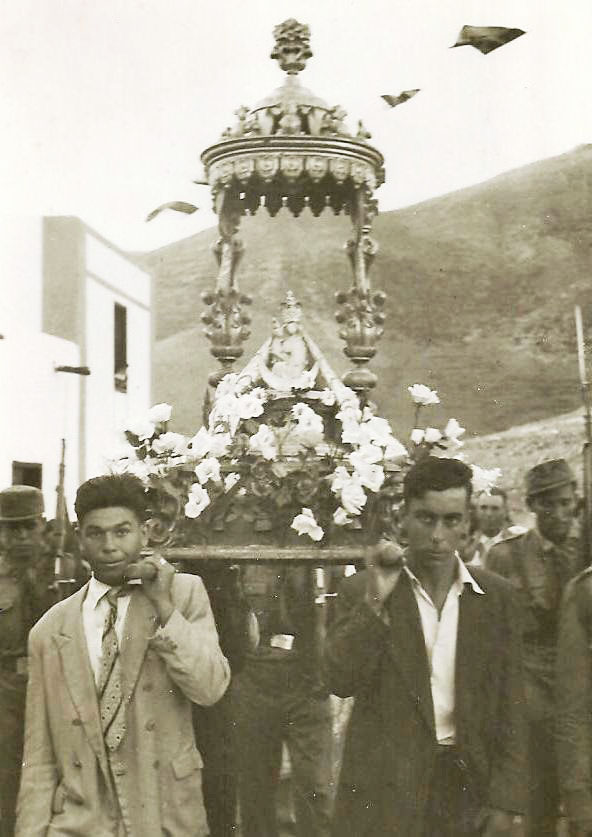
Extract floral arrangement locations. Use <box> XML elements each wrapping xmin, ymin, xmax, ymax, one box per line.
<box><xmin>110</xmin><ymin>377</ymin><xmax>500</xmax><ymax>543</ymax></box>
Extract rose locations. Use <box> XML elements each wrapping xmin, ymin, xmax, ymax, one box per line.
<box><xmin>209</xmin><ymin>433</ymin><xmax>232</xmax><ymax>458</ymax></box>
<box><xmin>333</xmin><ymin>507</ymin><xmax>352</xmax><ymax>526</ymax></box>
<box><xmin>410</xmin><ymin>428</ymin><xmax>425</xmax><ymax>445</ymax></box>
<box><xmin>363</xmin><ymin>416</ymin><xmax>395</xmax><ymax>447</ymax></box>
<box><xmin>189</xmin><ymin>427</ymin><xmax>213</xmax><ymax>458</ymax></box>
<box><xmin>195</xmin><ymin>457</ymin><xmax>221</xmax><ymax>485</ymax></box>
<box><xmin>126</xmin><ymin>415</ymin><xmax>156</xmax><ymax>441</ymax></box>
<box><xmin>224</xmin><ymin>472</ymin><xmax>240</xmax><ymax>493</ymax></box>
<box><xmin>341</xmin><ymin>422</ymin><xmax>373</xmax><ymax>446</ymax></box>
<box><xmin>215</xmin><ymin>373</ymin><xmax>239</xmax><ymax>399</ymax></box>
<box><xmin>340</xmin><ymin>477</ymin><xmax>367</xmax><ymax>516</ymax></box>
<box><xmin>148</xmin><ymin>403</ymin><xmax>172</xmax><ymax>423</ymax></box>
<box><xmin>353</xmin><ymin>462</ymin><xmax>385</xmax><ymax>493</ymax></box>
<box><xmin>348</xmin><ymin>444</ymin><xmax>383</xmax><ymax>470</ymax></box>
<box><xmin>151</xmin><ymin>432</ymin><xmax>187</xmax><ymax>456</ymax></box>
<box><xmin>292</xmin><ymin>403</ymin><xmax>324</xmax><ymax>435</ymax></box>
<box><xmin>407</xmin><ymin>384</ymin><xmax>440</xmax><ymax>406</ymax></box>
<box><xmin>444</xmin><ymin>418</ymin><xmax>465</xmax><ymax>446</ymax></box>
<box><xmin>237</xmin><ymin>391</ymin><xmax>266</xmax><ymax>420</ymax></box>
<box><xmin>184</xmin><ymin>483</ymin><xmax>210</xmax><ymax>518</ymax></box>
<box><xmin>424</xmin><ymin>427</ymin><xmax>443</xmax><ymax>444</ymax></box>
<box><xmin>249</xmin><ymin>425</ymin><xmax>277</xmax><ymax>460</ymax></box>
<box><xmin>329</xmin><ymin>466</ymin><xmax>352</xmax><ymax>494</ymax></box>
<box><xmin>384</xmin><ymin>438</ymin><xmax>409</xmax><ymax>461</ymax></box>
<box><xmin>291</xmin><ymin>508</ymin><xmax>324</xmax><ymax>542</ymax></box>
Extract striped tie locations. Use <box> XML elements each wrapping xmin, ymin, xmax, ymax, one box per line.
<box><xmin>98</xmin><ymin>587</ymin><xmax>127</xmax><ymax>752</ymax></box>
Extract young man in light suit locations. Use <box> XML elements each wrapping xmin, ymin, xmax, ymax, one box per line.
<box><xmin>325</xmin><ymin>456</ymin><xmax>527</xmax><ymax>836</ymax></box>
<box><xmin>16</xmin><ymin>474</ymin><xmax>230</xmax><ymax>837</ymax></box>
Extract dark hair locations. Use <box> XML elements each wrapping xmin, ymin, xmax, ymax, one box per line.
<box><xmin>403</xmin><ymin>456</ymin><xmax>473</xmax><ymax>505</ymax></box>
<box><xmin>75</xmin><ymin>474</ymin><xmax>147</xmax><ymax>524</ymax></box>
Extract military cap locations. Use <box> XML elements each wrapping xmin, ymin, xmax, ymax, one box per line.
<box><xmin>0</xmin><ymin>485</ymin><xmax>45</xmax><ymax>521</ymax></box>
<box><xmin>525</xmin><ymin>459</ymin><xmax>575</xmax><ymax>498</ymax></box>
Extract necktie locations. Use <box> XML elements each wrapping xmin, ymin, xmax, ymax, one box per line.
<box><xmin>98</xmin><ymin>587</ymin><xmax>128</xmax><ymax>752</ymax></box>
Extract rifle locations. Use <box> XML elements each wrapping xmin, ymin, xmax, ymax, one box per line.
<box><xmin>575</xmin><ymin>306</ymin><xmax>592</xmax><ymax>567</ymax></box>
<box><xmin>54</xmin><ymin>438</ymin><xmax>76</xmax><ymax>600</ymax></box>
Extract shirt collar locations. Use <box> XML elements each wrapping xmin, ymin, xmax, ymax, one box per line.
<box><xmin>85</xmin><ymin>575</ymin><xmax>135</xmax><ymax>610</ymax></box>
<box><xmin>535</xmin><ymin>522</ymin><xmax>579</xmax><ymax>554</ymax></box>
<box><xmin>404</xmin><ymin>553</ymin><xmax>485</xmax><ymax>597</ymax></box>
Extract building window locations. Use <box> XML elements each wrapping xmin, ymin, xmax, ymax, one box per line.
<box><xmin>12</xmin><ymin>461</ymin><xmax>42</xmax><ymax>488</ymax></box>
<box><xmin>114</xmin><ymin>302</ymin><xmax>128</xmax><ymax>393</ymax></box>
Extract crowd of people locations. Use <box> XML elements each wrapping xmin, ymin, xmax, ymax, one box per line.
<box><xmin>1</xmin><ymin>454</ymin><xmax>592</xmax><ymax>836</ymax></box>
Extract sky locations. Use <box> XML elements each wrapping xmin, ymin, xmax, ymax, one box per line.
<box><xmin>1</xmin><ymin>0</ymin><xmax>591</xmax><ymax>252</ymax></box>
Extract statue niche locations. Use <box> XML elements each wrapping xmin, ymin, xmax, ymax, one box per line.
<box><xmin>259</xmin><ymin>292</ymin><xmax>318</xmax><ymax>391</ymax></box>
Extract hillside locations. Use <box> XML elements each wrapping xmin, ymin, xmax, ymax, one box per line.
<box><xmin>138</xmin><ymin>145</ymin><xmax>592</xmax><ymax>438</ymax></box>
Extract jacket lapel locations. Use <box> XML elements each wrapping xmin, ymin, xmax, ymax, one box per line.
<box><xmin>386</xmin><ymin>572</ymin><xmax>435</xmax><ymax>733</ymax></box>
<box><xmin>53</xmin><ymin>585</ymin><xmax>109</xmax><ymax>772</ymax></box>
<box><xmin>455</xmin><ymin>584</ymin><xmax>485</xmax><ymax>728</ymax></box>
<box><xmin>119</xmin><ymin>589</ymin><xmax>158</xmax><ymax>704</ymax></box>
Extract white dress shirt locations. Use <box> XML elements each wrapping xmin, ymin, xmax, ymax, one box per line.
<box><xmin>404</xmin><ymin>556</ymin><xmax>484</xmax><ymax>744</ymax></box>
<box><xmin>82</xmin><ymin>576</ymin><xmax>136</xmax><ymax>686</ymax></box>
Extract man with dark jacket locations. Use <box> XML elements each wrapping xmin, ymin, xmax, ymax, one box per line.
<box><xmin>488</xmin><ymin>458</ymin><xmax>584</xmax><ymax>835</ymax></box>
<box><xmin>325</xmin><ymin>456</ymin><xmax>526</xmax><ymax>836</ymax></box>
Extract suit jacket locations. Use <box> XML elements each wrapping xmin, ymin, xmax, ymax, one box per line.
<box><xmin>16</xmin><ymin>573</ymin><xmax>230</xmax><ymax>837</ymax></box>
<box><xmin>324</xmin><ymin>567</ymin><xmax>526</xmax><ymax>837</ymax></box>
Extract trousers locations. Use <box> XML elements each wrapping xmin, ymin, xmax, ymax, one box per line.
<box><xmin>233</xmin><ymin>660</ymin><xmax>332</xmax><ymax>837</ymax></box>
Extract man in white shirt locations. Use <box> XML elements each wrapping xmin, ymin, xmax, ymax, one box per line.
<box><xmin>16</xmin><ymin>474</ymin><xmax>230</xmax><ymax>837</ymax></box>
<box><xmin>466</xmin><ymin>487</ymin><xmax>526</xmax><ymax>568</ymax></box>
<box><xmin>325</xmin><ymin>456</ymin><xmax>526</xmax><ymax>836</ymax></box>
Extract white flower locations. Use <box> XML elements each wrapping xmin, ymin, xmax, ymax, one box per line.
<box><xmin>471</xmin><ymin>465</ymin><xmax>502</xmax><ymax>495</ymax></box>
<box><xmin>410</xmin><ymin>428</ymin><xmax>425</xmax><ymax>445</ymax></box>
<box><xmin>215</xmin><ymin>373</ymin><xmax>239</xmax><ymax>399</ymax></box>
<box><xmin>354</xmin><ymin>462</ymin><xmax>385</xmax><ymax>493</ymax></box>
<box><xmin>341</xmin><ymin>478</ymin><xmax>368</xmax><ymax>516</ymax></box>
<box><xmin>147</xmin><ymin>403</ymin><xmax>172</xmax><ymax>424</ymax></box>
<box><xmin>384</xmin><ymin>438</ymin><xmax>409</xmax><ymax>461</ymax></box>
<box><xmin>348</xmin><ymin>444</ymin><xmax>383</xmax><ymax>469</ymax></box>
<box><xmin>329</xmin><ymin>466</ymin><xmax>352</xmax><ymax>494</ymax></box>
<box><xmin>292</xmin><ymin>403</ymin><xmax>324</xmax><ymax>435</ymax></box>
<box><xmin>189</xmin><ymin>427</ymin><xmax>212</xmax><ymax>458</ymax></box>
<box><xmin>336</xmin><ymin>405</ymin><xmax>363</xmax><ymax>426</ymax></box>
<box><xmin>424</xmin><ymin>427</ymin><xmax>443</xmax><ymax>444</ymax></box>
<box><xmin>211</xmin><ymin>393</ymin><xmax>242</xmax><ymax>435</ymax></box>
<box><xmin>341</xmin><ymin>422</ymin><xmax>373</xmax><ymax>446</ymax></box>
<box><xmin>126</xmin><ymin>414</ymin><xmax>156</xmax><ymax>441</ymax></box>
<box><xmin>333</xmin><ymin>507</ymin><xmax>352</xmax><ymax>526</ymax></box>
<box><xmin>151</xmin><ymin>431</ymin><xmax>187</xmax><ymax>456</ymax></box>
<box><xmin>185</xmin><ymin>483</ymin><xmax>210</xmax><ymax>518</ymax></box>
<box><xmin>291</xmin><ymin>508</ymin><xmax>324</xmax><ymax>542</ymax></box>
<box><xmin>195</xmin><ymin>457</ymin><xmax>221</xmax><ymax>485</ymax></box>
<box><xmin>319</xmin><ymin>389</ymin><xmax>336</xmax><ymax>406</ymax></box>
<box><xmin>363</xmin><ymin>416</ymin><xmax>394</xmax><ymax>447</ymax></box>
<box><xmin>248</xmin><ymin>424</ymin><xmax>277</xmax><ymax>460</ymax></box>
<box><xmin>444</xmin><ymin>418</ymin><xmax>466</xmax><ymax>441</ymax></box>
<box><xmin>237</xmin><ymin>391</ymin><xmax>266</xmax><ymax>420</ymax></box>
<box><xmin>408</xmin><ymin>384</ymin><xmax>440</xmax><ymax>406</ymax></box>
<box><xmin>209</xmin><ymin>433</ymin><xmax>232</xmax><ymax>458</ymax></box>
<box><xmin>224</xmin><ymin>472</ymin><xmax>240</xmax><ymax>493</ymax></box>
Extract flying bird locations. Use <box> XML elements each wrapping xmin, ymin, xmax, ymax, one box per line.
<box><xmin>145</xmin><ymin>201</ymin><xmax>199</xmax><ymax>222</ymax></box>
<box><xmin>451</xmin><ymin>25</ymin><xmax>526</xmax><ymax>55</ymax></box>
<box><xmin>381</xmin><ymin>89</ymin><xmax>421</xmax><ymax>109</ymax></box>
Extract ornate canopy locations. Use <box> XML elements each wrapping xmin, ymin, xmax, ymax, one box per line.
<box><xmin>199</xmin><ymin>20</ymin><xmax>387</xmax><ymax>395</ymax></box>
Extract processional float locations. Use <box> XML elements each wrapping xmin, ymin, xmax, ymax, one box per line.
<box><xmin>140</xmin><ymin>20</ymin><xmax>404</xmax><ymax>580</ymax></box>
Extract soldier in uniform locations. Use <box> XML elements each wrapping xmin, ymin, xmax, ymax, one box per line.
<box><xmin>488</xmin><ymin>459</ymin><xmax>585</xmax><ymax>836</ymax></box>
<box><xmin>556</xmin><ymin>565</ymin><xmax>592</xmax><ymax>836</ymax></box>
<box><xmin>0</xmin><ymin>486</ymin><xmax>46</xmax><ymax>837</ymax></box>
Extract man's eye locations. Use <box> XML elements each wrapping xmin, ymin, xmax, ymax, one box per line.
<box><xmin>115</xmin><ymin>529</ymin><xmax>131</xmax><ymax>537</ymax></box>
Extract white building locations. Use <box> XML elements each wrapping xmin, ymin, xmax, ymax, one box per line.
<box><xmin>0</xmin><ymin>216</ymin><xmax>153</xmax><ymax>516</ymax></box>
